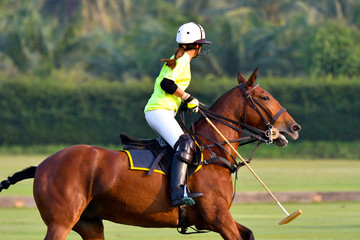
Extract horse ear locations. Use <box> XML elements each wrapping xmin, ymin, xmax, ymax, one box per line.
<box><xmin>237</xmin><ymin>71</ymin><xmax>247</xmax><ymax>84</ymax></box>
<box><xmin>245</xmin><ymin>68</ymin><xmax>258</xmax><ymax>87</ymax></box>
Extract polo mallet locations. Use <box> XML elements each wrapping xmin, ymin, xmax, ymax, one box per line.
<box><xmin>199</xmin><ymin>109</ymin><xmax>302</xmax><ymax>225</ymax></box>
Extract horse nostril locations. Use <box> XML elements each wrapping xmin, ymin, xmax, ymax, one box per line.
<box><xmin>291</xmin><ymin>124</ymin><xmax>301</xmax><ymax>133</ymax></box>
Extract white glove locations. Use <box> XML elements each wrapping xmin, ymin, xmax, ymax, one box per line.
<box><xmin>185</xmin><ymin>96</ymin><xmax>199</xmax><ymax>112</ymax></box>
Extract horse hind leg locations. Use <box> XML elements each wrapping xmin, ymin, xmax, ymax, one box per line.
<box><xmin>72</xmin><ymin>218</ymin><xmax>105</xmax><ymax>240</ymax></box>
<box><xmin>43</xmin><ymin>218</ymin><xmax>104</xmax><ymax>240</ymax></box>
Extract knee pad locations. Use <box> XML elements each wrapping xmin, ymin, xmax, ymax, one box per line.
<box><xmin>174</xmin><ymin>134</ymin><xmax>195</xmax><ymax>164</ymax></box>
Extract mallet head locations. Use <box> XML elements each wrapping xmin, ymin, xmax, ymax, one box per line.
<box><xmin>279</xmin><ymin>209</ymin><xmax>303</xmax><ymax>225</ymax></box>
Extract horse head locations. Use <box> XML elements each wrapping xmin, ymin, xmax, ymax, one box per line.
<box><xmin>237</xmin><ymin>68</ymin><xmax>301</xmax><ymax>147</ymax></box>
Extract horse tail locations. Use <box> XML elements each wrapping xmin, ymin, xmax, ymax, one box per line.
<box><xmin>0</xmin><ymin>166</ymin><xmax>37</xmax><ymax>193</ymax></box>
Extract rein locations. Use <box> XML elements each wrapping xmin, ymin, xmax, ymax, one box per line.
<box><xmin>179</xmin><ymin>83</ymin><xmax>286</xmax><ymax>168</ymax></box>
<box><xmin>178</xmin><ymin>83</ymin><xmax>286</xmax><ymax>193</ymax></box>
<box><xmin>178</xmin><ymin>105</ymin><xmax>264</xmax><ymax>174</ymax></box>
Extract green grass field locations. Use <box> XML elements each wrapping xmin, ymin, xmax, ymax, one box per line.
<box><xmin>0</xmin><ymin>202</ymin><xmax>359</xmax><ymax>239</ymax></box>
<box><xmin>0</xmin><ymin>155</ymin><xmax>360</xmax><ymax>239</ymax></box>
<box><xmin>1</xmin><ymin>155</ymin><xmax>360</xmax><ymax>195</ymax></box>
<box><xmin>235</xmin><ymin>158</ymin><xmax>360</xmax><ymax>192</ymax></box>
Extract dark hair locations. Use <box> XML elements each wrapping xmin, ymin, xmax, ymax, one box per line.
<box><xmin>161</xmin><ymin>44</ymin><xmax>201</xmax><ymax>70</ymax></box>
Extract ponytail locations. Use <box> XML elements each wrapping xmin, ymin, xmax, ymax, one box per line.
<box><xmin>161</xmin><ymin>45</ymin><xmax>186</xmax><ymax>70</ymax></box>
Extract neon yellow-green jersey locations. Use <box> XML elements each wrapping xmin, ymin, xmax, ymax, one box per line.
<box><xmin>144</xmin><ymin>53</ymin><xmax>191</xmax><ymax>113</ymax></box>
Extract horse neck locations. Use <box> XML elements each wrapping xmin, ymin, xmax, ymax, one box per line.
<box><xmin>195</xmin><ymin>87</ymin><xmax>245</xmax><ymax>162</ymax></box>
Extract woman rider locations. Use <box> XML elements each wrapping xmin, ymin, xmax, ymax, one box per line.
<box><xmin>144</xmin><ymin>22</ymin><xmax>211</xmax><ymax>207</ymax></box>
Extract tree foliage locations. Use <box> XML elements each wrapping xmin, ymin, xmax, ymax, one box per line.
<box><xmin>303</xmin><ymin>21</ymin><xmax>360</xmax><ymax>76</ymax></box>
<box><xmin>0</xmin><ymin>0</ymin><xmax>359</xmax><ymax>79</ymax></box>
<box><xmin>1</xmin><ymin>1</ymin><xmax>359</xmax><ymax>147</ymax></box>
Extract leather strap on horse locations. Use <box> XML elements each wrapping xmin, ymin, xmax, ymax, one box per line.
<box><xmin>177</xmin><ymin>205</ymin><xmax>189</xmax><ymax>234</ymax></box>
<box><xmin>147</xmin><ymin>151</ymin><xmax>165</xmax><ymax>176</ymax></box>
<box><xmin>177</xmin><ymin>104</ymin><xmax>267</xmax><ymax>172</ymax></box>
<box><xmin>238</xmin><ymin>83</ymin><xmax>286</xmax><ymax>126</ymax></box>
<box><xmin>199</xmin><ymin>106</ymin><xmax>269</xmax><ymax>140</ymax></box>
<box><xmin>177</xmin><ymin>205</ymin><xmax>210</xmax><ymax>235</ymax></box>
<box><xmin>178</xmin><ymin>104</ymin><xmax>268</xmax><ymax>148</ymax></box>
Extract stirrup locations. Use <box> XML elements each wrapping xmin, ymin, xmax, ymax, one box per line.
<box><xmin>182</xmin><ymin>185</ymin><xmax>195</xmax><ymax>206</ymax></box>
<box><xmin>182</xmin><ymin>197</ymin><xmax>195</xmax><ymax>206</ymax></box>
<box><xmin>171</xmin><ymin>185</ymin><xmax>202</xmax><ymax>207</ymax></box>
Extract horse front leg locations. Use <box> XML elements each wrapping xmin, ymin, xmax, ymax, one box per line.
<box><xmin>195</xmin><ymin>207</ymin><xmax>243</xmax><ymax>240</ymax></box>
<box><xmin>216</xmin><ymin>212</ymin><xmax>243</xmax><ymax>240</ymax></box>
<box><xmin>235</xmin><ymin>222</ymin><xmax>255</xmax><ymax>240</ymax></box>
<box><xmin>203</xmin><ymin>216</ymin><xmax>254</xmax><ymax>240</ymax></box>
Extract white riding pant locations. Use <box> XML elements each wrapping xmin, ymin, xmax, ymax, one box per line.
<box><xmin>145</xmin><ymin>109</ymin><xmax>184</xmax><ymax>149</ymax></box>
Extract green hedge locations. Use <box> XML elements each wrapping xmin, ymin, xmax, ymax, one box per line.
<box><xmin>0</xmin><ymin>76</ymin><xmax>155</xmax><ymax>145</ymax></box>
<box><xmin>0</xmin><ymin>141</ymin><xmax>358</xmax><ymax>159</ymax></box>
<box><xmin>0</xmin><ymin>74</ymin><xmax>359</xmax><ymax>145</ymax></box>
<box><xmin>259</xmin><ymin>76</ymin><xmax>360</xmax><ymax>142</ymax></box>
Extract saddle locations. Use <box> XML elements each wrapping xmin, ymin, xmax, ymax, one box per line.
<box><xmin>120</xmin><ymin>132</ymin><xmax>169</xmax><ymax>151</ymax></box>
<box><xmin>120</xmin><ymin>133</ymin><xmax>203</xmax><ymax>176</ymax></box>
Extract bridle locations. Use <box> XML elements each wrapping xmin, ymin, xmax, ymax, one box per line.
<box><xmin>178</xmin><ymin>83</ymin><xmax>287</xmax><ymax>172</ymax></box>
<box><xmin>238</xmin><ymin>83</ymin><xmax>286</xmax><ymax>144</ymax></box>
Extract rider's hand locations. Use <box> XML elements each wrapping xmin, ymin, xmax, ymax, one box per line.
<box><xmin>185</xmin><ymin>95</ymin><xmax>199</xmax><ymax>112</ymax></box>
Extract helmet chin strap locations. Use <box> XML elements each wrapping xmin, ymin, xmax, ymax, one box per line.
<box><xmin>182</xmin><ymin>44</ymin><xmax>202</xmax><ymax>58</ymax></box>
<box><xmin>193</xmin><ymin>47</ymin><xmax>201</xmax><ymax>58</ymax></box>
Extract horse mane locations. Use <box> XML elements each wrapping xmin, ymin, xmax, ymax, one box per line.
<box><xmin>198</xmin><ymin>85</ymin><xmax>244</xmax><ymax>124</ymax></box>
<box><xmin>208</xmin><ymin>87</ymin><xmax>240</xmax><ymax>111</ymax></box>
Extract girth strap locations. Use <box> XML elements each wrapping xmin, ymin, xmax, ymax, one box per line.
<box><xmin>203</xmin><ymin>156</ymin><xmax>237</xmax><ymax>173</ymax></box>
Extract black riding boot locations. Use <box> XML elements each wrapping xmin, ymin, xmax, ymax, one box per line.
<box><xmin>170</xmin><ymin>134</ymin><xmax>203</xmax><ymax>207</ymax></box>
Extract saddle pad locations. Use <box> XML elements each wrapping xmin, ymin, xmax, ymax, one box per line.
<box><xmin>124</xmin><ymin>149</ymin><xmax>204</xmax><ymax>176</ymax></box>
<box><xmin>124</xmin><ymin>149</ymin><xmax>167</xmax><ymax>175</ymax></box>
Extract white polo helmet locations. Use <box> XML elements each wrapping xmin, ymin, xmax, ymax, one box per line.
<box><xmin>176</xmin><ymin>22</ymin><xmax>212</xmax><ymax>44</ymax></box>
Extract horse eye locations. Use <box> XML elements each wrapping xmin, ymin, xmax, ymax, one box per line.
<box><xmin>260</xmin><ymin>96</ymin><xmax>270</xmax><ymax>101</ymax></box>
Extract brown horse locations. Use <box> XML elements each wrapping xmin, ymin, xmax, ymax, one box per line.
<box><xmin>0</xmin><ymin>69</ymin><xmax>300</xmax><ymax>240</ymax></box>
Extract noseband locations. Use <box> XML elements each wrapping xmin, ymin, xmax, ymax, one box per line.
<box><xmin>238</xmin><ymin>83</ymin><xmax>286</xmax><ymax>143</ymax></box>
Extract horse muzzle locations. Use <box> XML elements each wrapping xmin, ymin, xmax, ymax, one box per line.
<box><xmin>274</xmin><ymin>123</ymin><xmax>301</xmax><ymax>147</ymax></box>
